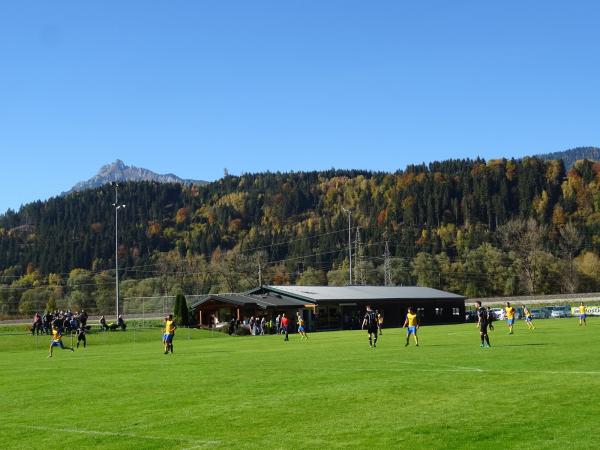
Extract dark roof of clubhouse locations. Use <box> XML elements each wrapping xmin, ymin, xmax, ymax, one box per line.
<box><xmin>190</xmin><ymin>285</ymin><xmax>464</xmax><ymax>310</ymax></box>
<box><xmin>253</xmin><ymin>285</ymin><xmax>464</xmax><ymax>303</ymax></box>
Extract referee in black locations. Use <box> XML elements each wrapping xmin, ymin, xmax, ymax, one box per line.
<box><xmin>476</xmin><ymin>301</ymin><xmax>491</xmax><ymax>348</ymax></box>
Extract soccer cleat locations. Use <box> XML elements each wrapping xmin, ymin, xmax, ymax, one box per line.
<box><xmin>485</xmin><ymin>344</ymin><xmax>491</xmax><ymax>348</ymax></box>
<box><xmin>480</xmin><ymin>343</ymin><xmax>484</xmax><ymax>348</ymax></box>
<box><xmin>405</xmin><ymin>342</ymin><xmax>409</xmax><ymax>347</ymax></box>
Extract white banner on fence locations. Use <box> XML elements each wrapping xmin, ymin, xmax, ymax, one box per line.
<box><xmin>571</xmin><ymin>306</ymin><xmax>600</xmax><ymax>316</ymax></box>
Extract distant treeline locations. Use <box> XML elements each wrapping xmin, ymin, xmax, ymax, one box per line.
<box><xmin>3</xmin><ymin>157</ymin><xmax>600</xmax><ymax>317</ymax></box>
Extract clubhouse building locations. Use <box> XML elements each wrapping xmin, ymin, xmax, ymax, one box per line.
<box><xmin>190</xmin><ymin>285</ymin><xmax>465</xmax><ymax>331</ymax></box>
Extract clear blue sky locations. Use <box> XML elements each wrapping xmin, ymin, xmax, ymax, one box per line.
<box><xmin>2</xmin><ymin>1</ymin><xmax>600</xmax><ymax>212</ymax></box>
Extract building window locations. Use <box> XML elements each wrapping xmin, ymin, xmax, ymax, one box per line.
<box><xmin>435</xmin><ymin>307</ymin><xmax>443</xmax><ymax>317</ymax></box>
<box><xmin>452</xmin><ymin>307</ymin><xmax>460</xmax><ymax>316</ymax></box>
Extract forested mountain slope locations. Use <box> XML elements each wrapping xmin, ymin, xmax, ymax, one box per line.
<box><xmin>2</xmin><ymin>157</ymin><xmax>600</xmax><ymax>316</ymax></box>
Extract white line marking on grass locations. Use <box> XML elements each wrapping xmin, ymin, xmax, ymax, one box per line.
<box><xmin>20</xmin><ymin>425</ymin><xmax>220</xmax><ymax>446</ymax></box>
<box><xmin>335</xmin><ymin>367</ymin><xmax>600</xmax><ymax>376</ymax></box>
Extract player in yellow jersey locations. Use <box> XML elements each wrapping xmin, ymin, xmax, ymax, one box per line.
<box><xmin>403</xmin><ymin>307</ymin><xmax>419</xmax><ymax>347</ymax></box>
<box><xmin>523</xmin><ymin>305</ymin><xmax>535</xmax><ymax>330</ymax></box>
<box><xmin>578</xmin><ymin>302</ymin><xmax>587</xmax><ymax>326</ymax></box>
<box><xmin>296</xmin><ymin>312</ymin><xmax>308</xmax><ymax>339</ymax></box>
<box><xmin>48</xmin><ymin>326</ymin><xmax>74</xmax><ymax>357</ymax></box>
<box><xmin>505</xmin><ymin>302</ymin><xmax>515</xmax><ymax>334</ymax></box>
<box><xmin>163</xmin><ymin>314</ymin><xmax>177</xmax><ymax>354</ymax></box>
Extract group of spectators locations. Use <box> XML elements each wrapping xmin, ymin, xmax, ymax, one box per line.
<box><xmin>227</xmin><ymin>313</ymin><xmax>300</xmax><ymax>336</ymax></box>
<box><xmin>31</xmin><ymin>310</ymin><xmax>127</xmax><ymax>334</ymax></box>
<box><xmin>227</xmin><ymin>316</ymin><xmax>270</xmax><ymax>335</ymax></box>
<box><xmin>31</xmin><ymin>309</ymin><xmax>89</xmax><ymax>335</ymax></box>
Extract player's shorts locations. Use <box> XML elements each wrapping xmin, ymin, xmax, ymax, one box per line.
<box><xmin>479</xmin><ymin>323</ymin><xmax>488</xmax><ymax>333</ymax></box>
<box><xmin>407</xmin><ymin>326</ymin><xmax>417</xmax><ymax>335</ymax></box>
<box><xmin>525</xmin><ymin>317</ymin><xmax>532</xmax><ymax>322</ymax></box>
<box><xmin>51</xmin><ymin>340</ymin><xmax>64</xmax><ymax>348</ymax></box>
<box><xmin>163</xmin><ymin>333</ymin><xmax>174</xmax><ymax>343</ymax></box>
<box><xmin>298</xmin><ymin>326</ymin><xmax>305</xmax><ymax>332</ymax></box>
<box><xmin>507</xmin><ymin>318</ymin><xmax>514</xmax><ymax>325</ymax></box>
<box><xmin>580</xmin><ymin>314</ymin><xmax>587</xmax><ymax>319</ymax></box>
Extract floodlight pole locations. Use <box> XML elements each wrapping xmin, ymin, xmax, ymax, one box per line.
<box><xmin>342</xmin><ymin>208</ymin><xmax>352</xmax><ymax>285</ymax></box>
<box><xmin>112</xmin><ymin>183</ymin><xmax>126</xmax><ymax>318</ymax></box>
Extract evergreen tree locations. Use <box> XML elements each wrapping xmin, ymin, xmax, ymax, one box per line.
<box><xmin>173</xmin><ymin>293</ymin><xmax>189</xmax><ymax>326</ymax></box>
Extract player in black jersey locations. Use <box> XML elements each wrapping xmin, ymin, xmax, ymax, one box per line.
<box><xmin>76</xmin><ymin>325</ymin><xmax>87</xmax><ymax>348</ymax></box>
<box><xmin>476</xmin><ymin>301</ymin><xmax>491</xmax><ymax>348</ymax></box>
<box><xmin>362</xmin><ymin>305</ymin><xmax>378</xmax><ymax>348</ymax></box>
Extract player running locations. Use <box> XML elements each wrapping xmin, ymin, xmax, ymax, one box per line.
<box><xmin>163</xmin><ymin>314</ymin><xmax>177</xmax><ymax>354</ymax></box>
<box><xmin>578</xmin><ymin>302</ymin><xmax>587</xmax><ymax>326</ymax></box>
<box><xmin>523</xmin><ymin>305</ymin><xmax>535</xmax><ymax>330</ymax></box>
<box><xmin>296</xmin><ymin>312</ymin><xmax>308</xmax><ymax>340</ymax></box>
<box><xmin>48</xmin><ymin>326</ymin><xmax>74</xmax><ymax>357</ymax></box>
<box><xmin>476</xmin><ymin>301</ymin><xmax>491</xmax><ymax>348</ymax></box>
<box><xmin>403</xmin><ymin>307</ymin><xmax>419</xmax><ymax>347</ymax></box>
<box><xmin>362</xmin><ymin>305</ymin><xmax>378</xmax><ymax>348</ymax></box>
<box><xmin>505</xmin><ymin>302</ymin><xmax>516</xmax><ymax>334</ymax></box>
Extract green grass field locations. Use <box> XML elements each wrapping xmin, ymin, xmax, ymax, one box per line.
<box><xmin>1</xmin><ymin>319</ymin><xmax>599</xmax><ymax>449</ymax></box>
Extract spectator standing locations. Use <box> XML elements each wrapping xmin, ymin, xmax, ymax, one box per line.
<box><xmin>32</xmin><ymin>312</ymin><xmax>43</xmax><ymax>335</ymax></box>
<box><xmin>80</xmin><ymin>309</ymin><xmax>88</xmax><ymax>327</ymax></box>
<box><xmin>260</xmin><ymin>317</ymin><xmax>266</xmax><ymax>335</ymax></box>
<box><xmin>281</xmin><ymin>313</ymin><xmax>289</xmax><ymax>341</ymax></box>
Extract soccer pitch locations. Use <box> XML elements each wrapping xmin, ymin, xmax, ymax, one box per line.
<box><xmin>1</xmin><ymin>319</ymin><xmax>599</xmax><ymax>449</ymax></box>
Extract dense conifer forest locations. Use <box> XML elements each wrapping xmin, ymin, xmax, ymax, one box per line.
<box><xmin>3</xmin><ymin>156</ymin><xmax>600</xmax><ymax>317</ymax></box>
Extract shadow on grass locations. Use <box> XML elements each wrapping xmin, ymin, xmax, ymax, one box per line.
<box><xmin>492</xmin><ymin>343</ymin><xmax>550</xmax><ymax>347</ymax></box>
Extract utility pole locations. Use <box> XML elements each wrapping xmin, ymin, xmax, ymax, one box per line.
<box><xmin>341</xmin><ymin>208</ymin><xmax>352</xmax><ymax>285</ymax></box>
<box><xmin>258</xmin><ymin>261</ymin><xmax>262</xmax><ymax>287</ymax></box>
<box><xmin>384</xmin><ymin>240</ymin><xmax>392</xmax><ymax>286</ymax></box>
<box><xmin>354</xmin><ymin>226</ymin><xmax>365</xmax><ymax>285</ymax></box>
<box><xmin>112</xmin><ymin>182</ymin><xmax>126</xmax><ymax>318</ymax></box>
